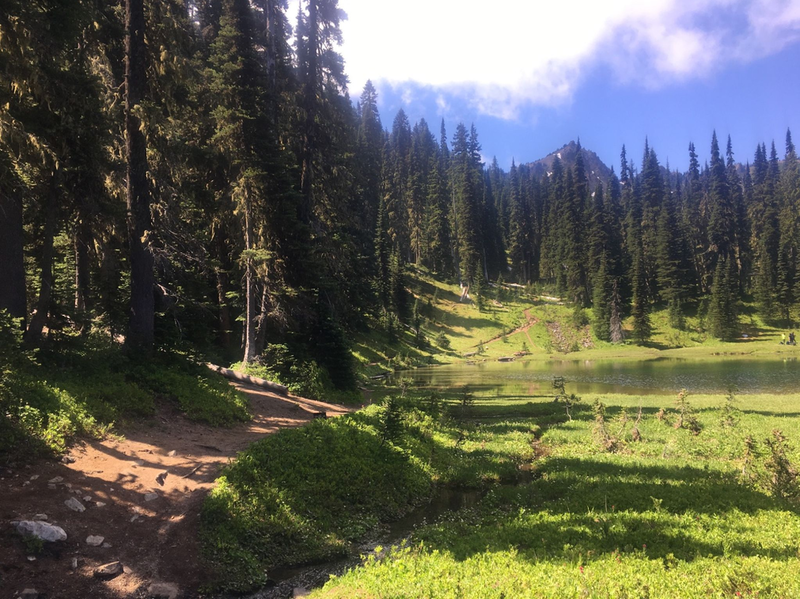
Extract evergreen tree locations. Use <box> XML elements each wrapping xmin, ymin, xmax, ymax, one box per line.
<box><xmin>751</xmin><ymin>142</ymin><xmax>780</xmax><ymax>321</ymax></box>
<box><xmin>355</xmin><ymin>80</ymin><xmax>383</xmax><ymax>237</ymax></box>
<box><xmin>586</xmin><ymin>182</ymin><xmax>609</xmax><ymax>287</ymax></box>
<box><xmin>783</xmin><ymin>130</ymin><xmax>800</xmax><ymax>309</ymax></box>
<box><xmin>385</xmin><ymin>109</ymin><xmax>412</xmax><ymax>258</ymax></box>
<box><xmin>630</xmin><ymin>205</ymin><xmax>651</xmax><ymax>344</ymax></box>
<box><xmin>707</xmin><ymin>131</ymin><xmax>735</xmax><ymax>265</ymax></box>
<box><xmin>708</xmin><ymin>256</ymin><xmax>739</xmax><ymax>339</ymax></box>
<box><xmin>560</xmin><ymin>161</ymin><xmax>587</xmax><ymax>306</ymax></box>
<box><xmin>422</xmin><ymin>157</ymin><xmax>453</xmax><ymax>276</ymax></box>
<box><xmin>450</xmin><ymin>123</ymin><xmax>484</xmax><ymax>288</ymax></box>
<box><xmin>508</xmin><ymin>160</ymin><xmax>531</xmax><ymax>283</ymax></box>
<box><xmin>727</xmin><ymin>135</ymin><xmax>750</xmax><ymax>292</ymax></box>
<box><xmin>592</xmin><ymin>252</ymin><xmax>613</xmax><ymax>341</ymax></box>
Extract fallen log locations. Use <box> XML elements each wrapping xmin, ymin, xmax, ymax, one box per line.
<box><xmin>206</xmin><ymin>363</ymin><xmax>289</xmax><ymax>396</ymax></box>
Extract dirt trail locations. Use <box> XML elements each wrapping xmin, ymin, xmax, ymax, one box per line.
<box><xmin>478</xmin><ymin>308</ymin><xmax>539</xmax><ymax>350</ymax></box>
<box><xmin>0</xmin><ymin>384</ymin><xmax>352</xmax><ymax>598</ymax></box>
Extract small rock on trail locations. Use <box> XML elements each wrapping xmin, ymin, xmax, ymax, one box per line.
<box><xmin>94</xmin><ymin>560</ymin><xmax>123</xmax><ymax>580</ymax></box>
<box><xmin>86</xmin><ymin>535</ymin><xmax>104</xmax><ymax>546</ymax></box>
<box><xmin>64</xmin><ymin>497</ymin><xmax>86</xmax><ymax>512</ymax></box>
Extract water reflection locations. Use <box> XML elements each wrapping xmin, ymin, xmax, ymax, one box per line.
<box><xmin>394</xmin><ymin>357</ymin><xmax>800</xmax><ymax>395</ymax></box>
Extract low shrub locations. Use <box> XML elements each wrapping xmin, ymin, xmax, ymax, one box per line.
<box><xmin>1</xmin><ymin>330</ymin><xmax>250</xmax><ymax>461</ymax></box>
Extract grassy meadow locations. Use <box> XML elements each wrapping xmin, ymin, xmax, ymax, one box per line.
<box><xmin>201</xmin><ymin>384</ymin><xmax>800</xmax><ymax>597</ymax></box>
<box><xmin>308</xmin><ymin>390</ymin><xmax>800</xmax><ymax>598</ymax></box>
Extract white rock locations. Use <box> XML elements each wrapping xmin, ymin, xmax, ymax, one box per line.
<box><xmin>167</xmin><ymin>450</ymin><xmax>176</xmax><ymax>457</ymax></box>
<box><xmin>64</xmin><ymin>497</ymin><xmax>86</xmax><ymax>512</ymax></box>
<box><xmin>144</xmin><ymin>492</ymin><xmax>158</xmax><ymax>502</ymax></box>
<box><xmin>15</xmin><ymin>520</ymin><xmax>67</xmax><ymax>543</ymax></box>
<box><xmin>83</xmin><ymin>495</ymin><xmax>92</xmax><ymax>502</ymax></box>
<box><xmin>48</xmin><ymin>476</ymin><xmax>63</xmax><ymax>484</ymax></box>
<box><xmin>96</xmin><ymin>502</ymin><xmax>107</xmax><ymax>508</ymax></box>
<box><xmin>86</xmin><ymin>535</ymin><xmax>104</xmax><ymax>546</ymax></box>
<box><xmin>30</xmin><ymin>475</ymin><xmax>39</xmax><ymax>480</ymax></box>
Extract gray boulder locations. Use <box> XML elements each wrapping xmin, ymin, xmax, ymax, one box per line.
<box><xmin>15</xmin><ymin>520</ymin><xmax>67</xmax><ymax>543</ymax></box>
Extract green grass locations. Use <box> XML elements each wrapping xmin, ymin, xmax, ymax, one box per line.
<box><xmin>303</xmin><ymin>390</ymin><xmax>800</xmax><ymax>598</ymax></box>
<box><xmin>0</xmin><ymin>332</ymin><xmax>250</xmax><ymax>462</ymax></box>
<box><xmin>199</xmin><ymin>395</ymin><xmax>538</xmax><ymax>593</ymax></box>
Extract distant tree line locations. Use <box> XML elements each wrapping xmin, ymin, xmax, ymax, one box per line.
<box><xmin>1</xmin><ymin>0</ymin><xmax>798</xmax><ymax>392</ymax></box>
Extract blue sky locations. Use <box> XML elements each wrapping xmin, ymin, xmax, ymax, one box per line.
<box><xmin>330</xmin><ymin>0</ymin><xmax>800</xmax><ymax>172</ymax></box>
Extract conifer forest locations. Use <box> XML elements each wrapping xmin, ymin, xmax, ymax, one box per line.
<box><xmin>0</xmin><ymin>0</ymin><xmax>800</xmax><ymax>386</ymax></box>
<box><xmin>1</xmin><ymin>0</ymin><xmax>799</xmax><ymax>382</ymax></box>
<box><xmin>0</xmin><ymin>0</ymin><xmax>800</xmax><ymax>376</ymax></box>
<box><xmin>6</xmin><ymin>1</ymin><xmax>800</xmax><ymax>597</ymax></box>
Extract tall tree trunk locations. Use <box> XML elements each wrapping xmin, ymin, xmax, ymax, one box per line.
<box><xmin>0</xmin><ymin>187</ymin><xmax>27</xmax><ymax>325</ymax></box>
<box><xmin>74</xmin><ymin>217</ymin><xmax>91</xmax><ymax>315</ymax></box>
<box><xmin>213</xmin><ymin>228</ymin><xmax>232</xmax><ymax>349</ymax></box>
<box><xmin>242</xmin><ymin>197</ymin><xmax>257</xmax><ymax>363</ymax></box>
<box><xmin>124</xmin><ymin>0</ymin><xmax>155</xmax><ymax>352</ymax></box>
<box><xmin>25</xmin><ymin>193</ymin><xmax>58</xmax><ymax>344</ymax></box>
<box><xmin>254</xmin><ymin>281</ymin><xmax>269</xmax><ymax>356</ymax></box>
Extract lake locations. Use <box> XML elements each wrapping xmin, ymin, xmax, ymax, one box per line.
<box><xmin>394</xmin><ymin>357</ymin><xmax>800</xmax><ymax>396</ymax></box>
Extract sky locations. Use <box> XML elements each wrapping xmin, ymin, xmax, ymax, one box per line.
<box><xmin>318</xmin><ymin>0</ymin><xmax>800</xmax><ymax>172</ymax></box>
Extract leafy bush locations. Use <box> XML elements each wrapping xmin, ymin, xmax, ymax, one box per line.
<box><xmin>238</xmin><ymin>343</ymin><xmax>354</xmax><ymax>401</ymax></box>
<box><xmin>1</xmin><ymin>331</ymin><xmax>249</xmax><ymax>461</ymax></box>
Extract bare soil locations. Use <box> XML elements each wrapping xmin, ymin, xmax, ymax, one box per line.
<box><xmin>0</xmin><ymin>384</ymin><xmax>352</xmax><ymax>598</ymax></box>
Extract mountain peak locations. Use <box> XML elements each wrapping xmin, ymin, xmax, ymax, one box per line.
<box><xmin>525</xmin><ymin>141</ymin><xmax>613</xmax><ymax>188</ymax></box>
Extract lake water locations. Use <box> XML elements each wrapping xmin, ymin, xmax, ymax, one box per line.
<box><xmin>394</xmin><ymin>357</ymin><xmax>800</xmax><ymax>396</ymax></box>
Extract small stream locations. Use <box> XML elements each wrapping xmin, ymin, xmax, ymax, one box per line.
<box><xmin>245</xmin><ymin>487</ymin><xmax>486</xmax><ymax>599</ymax></box>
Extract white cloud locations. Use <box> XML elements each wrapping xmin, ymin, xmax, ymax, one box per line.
<box><xmin>337</xmin><ymin>0</ymin><xmax>800</xmax><ymax>119</ymax></box>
